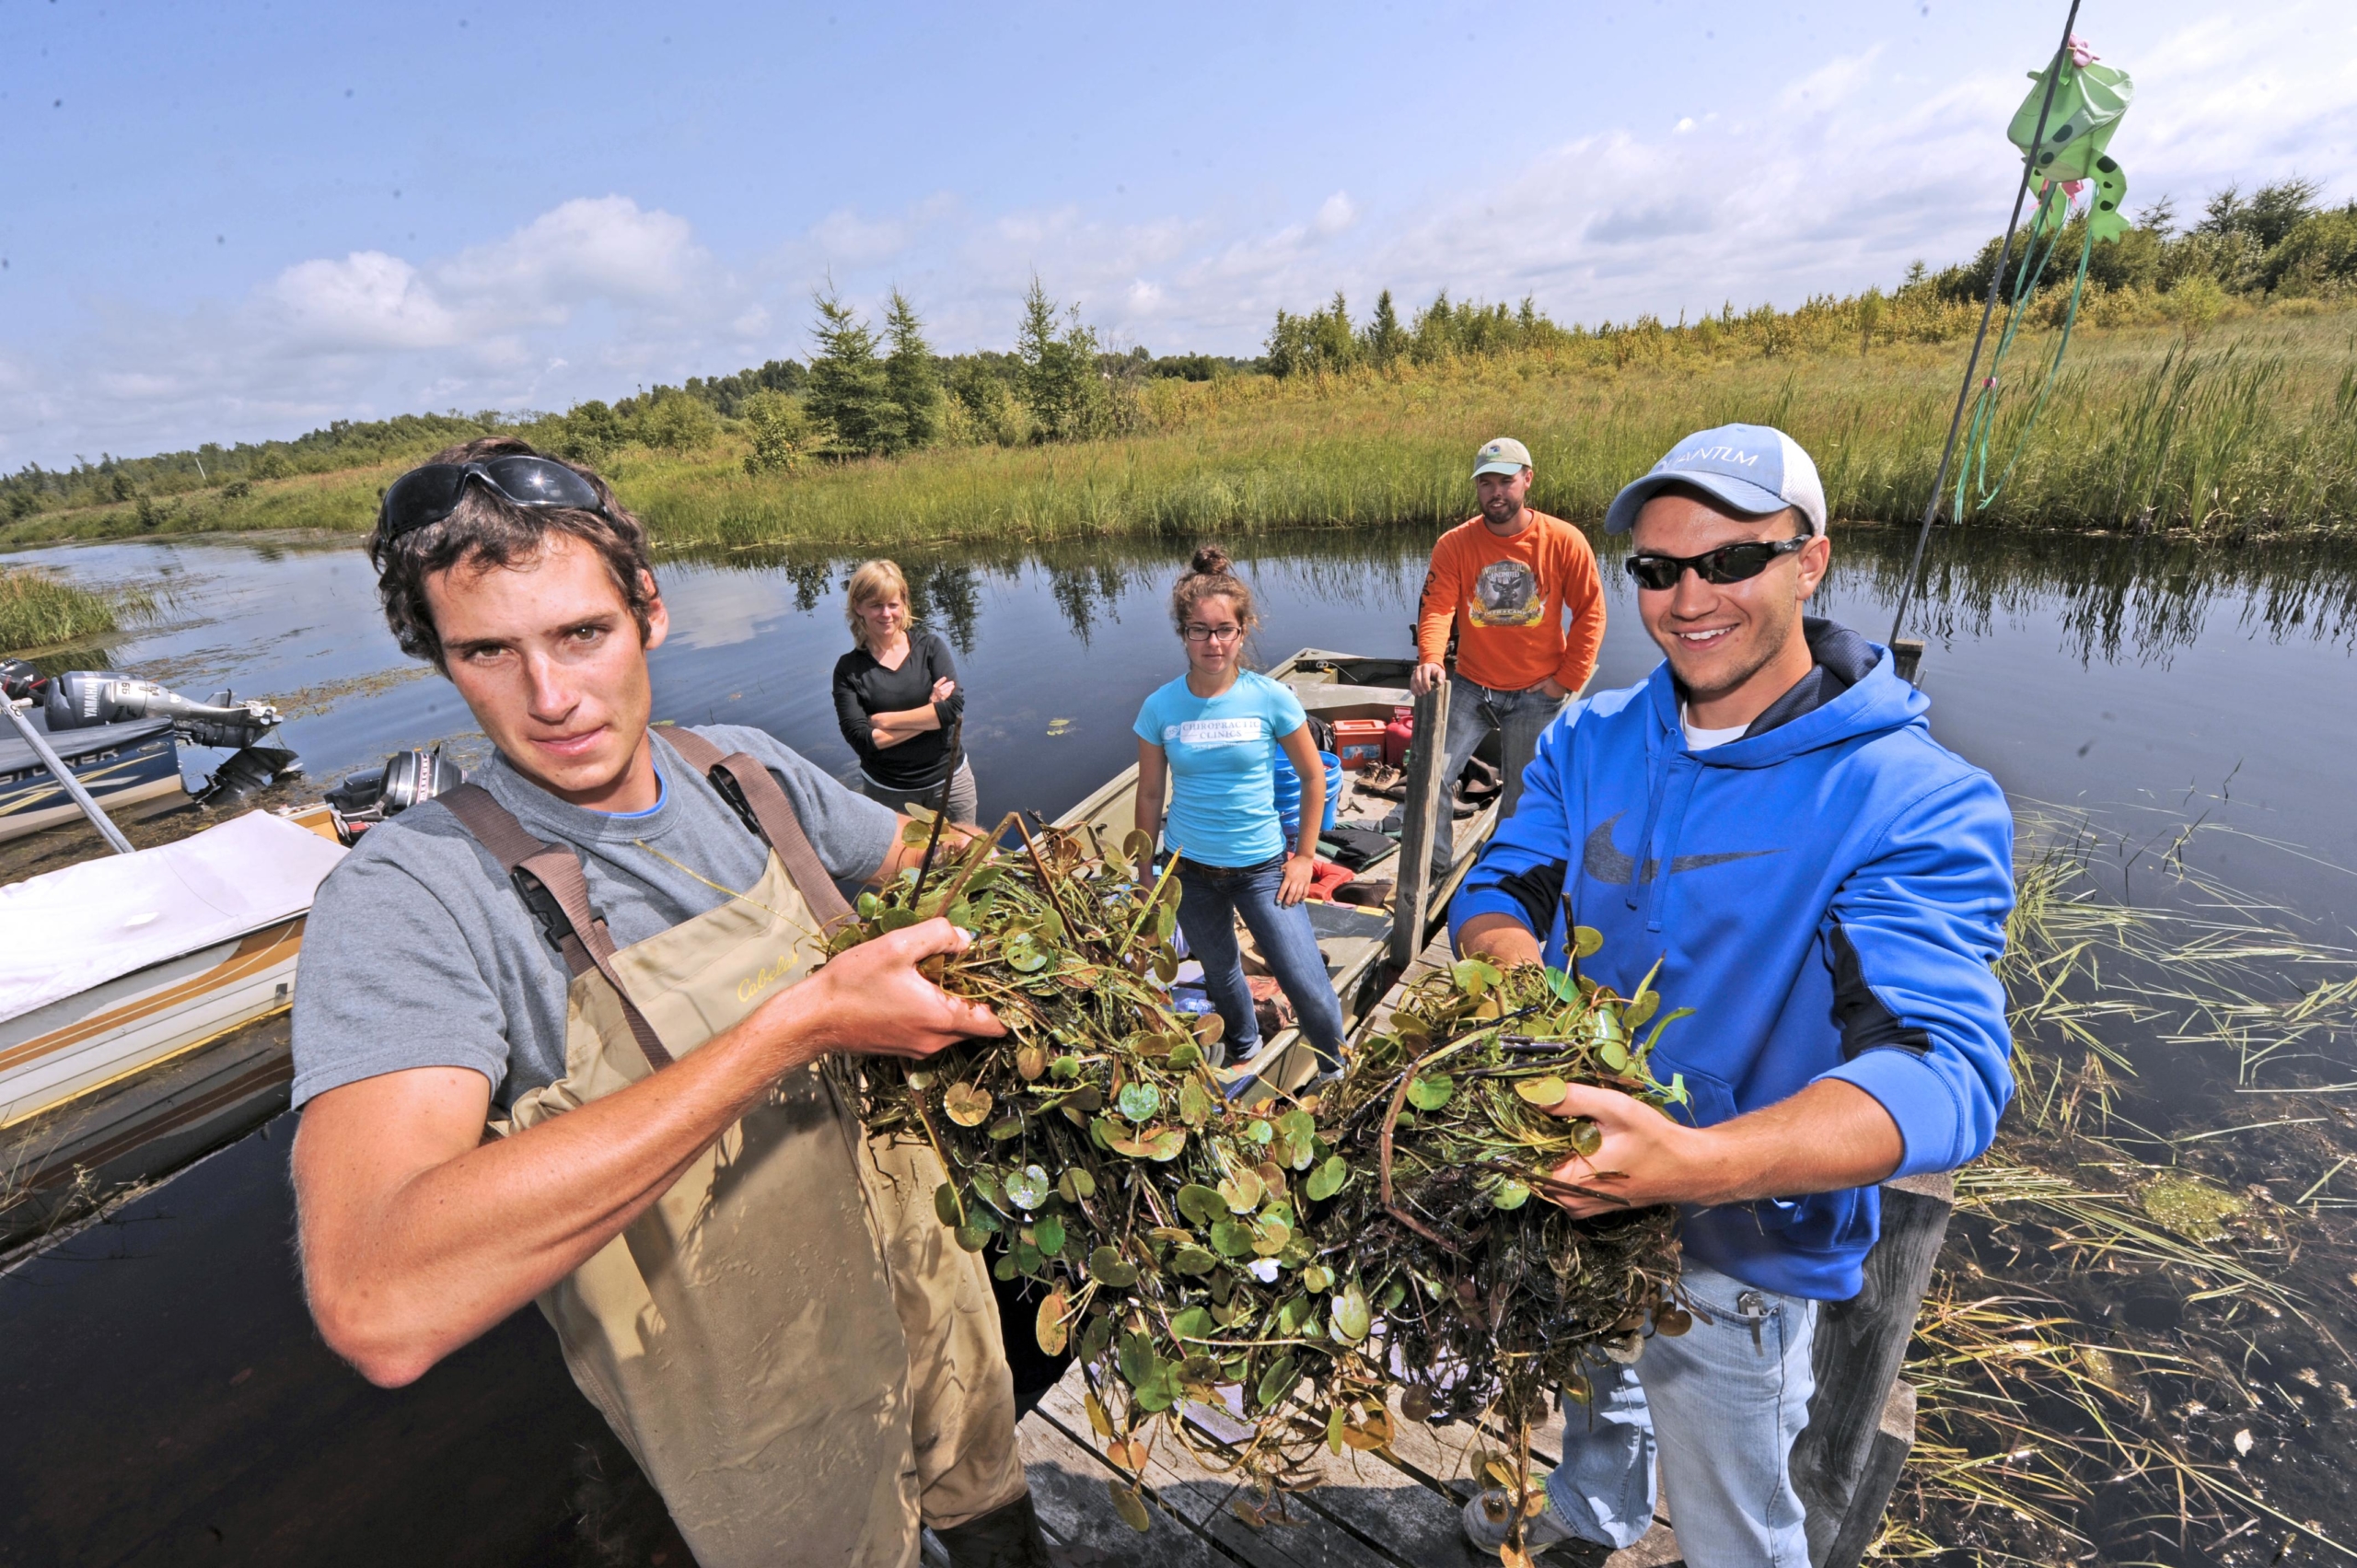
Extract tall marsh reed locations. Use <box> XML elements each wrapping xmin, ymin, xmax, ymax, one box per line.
<box><xmin>7</xmin><ymin>311</ymin><xmax>2352</xmax><ymax>552</ymax></box>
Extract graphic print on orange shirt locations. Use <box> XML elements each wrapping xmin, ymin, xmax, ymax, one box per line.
<box><xmin>1469</xmin><ymin>559</ymin><xmax>1546</xmax><ymax>628</ymax></box>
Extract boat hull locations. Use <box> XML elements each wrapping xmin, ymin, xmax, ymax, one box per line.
<box><xmin>0</xmin><ymin>716</ymin><xmax>182</xmax><ymax>843</ymax></box>
<box><xmin>0</xmin><ymin>917</ymin><xmax>305</xmax><ymax>1129</ymax></box>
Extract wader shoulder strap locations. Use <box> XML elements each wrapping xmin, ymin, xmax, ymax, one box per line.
<box><xmin>657</xmin><ymin>727</ymin><xmax>857</xmax><ymax>931</ymax></box>
<box><xmin>436</xmin><ymin>783</ymin><xmax>675</xmax><ymax>1070</ymax></box>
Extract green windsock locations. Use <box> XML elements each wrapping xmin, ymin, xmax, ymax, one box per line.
<box><xmin>2008</xmin><ymin>37</ymin><xmax>2133</xmax><ymax>241</ymax></box>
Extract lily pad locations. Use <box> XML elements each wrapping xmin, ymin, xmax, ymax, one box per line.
<box><xmin>1036</xmin><ymin>1291</ymin><xmax>1071</xmax><ymax>1355</ymax></box>
<box><xmin>1170</xmin><ymin>1306</ymin><xmax>1214</xmax><ymax>1342</ymax></box>
<box><xmin>1407</xmin><ymin>1073</ymin><xmax>1455</xmax><ymax>1110</ymax></box>
<box><xmin>1514</xmin><ymin>1075</ymin><xmax>1570</xmax><ymax>1109</ymax></box>
<box><xmin>1302</xmin><ymin>1262</ymin><xmax>1335</xmax><ymax>1293</ymax></box>
<box><xmin>943</xmin><ymin>1082</ymin><xmax>993</xmax><ymax>1127</ymax></box>
<box><xmin>1491</xmin><ymin>1179</ymin><xmax>1532</xmax><ymax>1211</ymax></box>
<box><xmin>1032</xmin><ymin>1213</ymin><xmax>1066</xmax><ymax>1256</ymax></box>
<box><xmin>1571</xmin><ymin>923</ymin><xmax>1605</xmax><ymax>958</ymax></box>
<box><xmin>1178</xmin><ymin>1077</ymin><xmax>1213</xmax><ymax>1128</ymax></box>
<box><xmin>1210</xmin><ymin>1216</ymin><xmax>1255</xmax><ymax>1258</ymax></box>
<box><xmin>1255</xmin><ymin>1353</ymin><xmax>1299</xmax><ymax>1410</ymax></box>
<box><xmin>1117</xmin><ymin>1082</ymin><xmax>1163</xmax><ymax>1123</ymax></box>
<box><xmin>1089</xmin><ymin>1247</ymin><xmax>1139</xmax><ymax>1288</ymax></box>
<box><xmin>933</xmin><ymin>1182</ymin><xmax>962</xmax><ymax>1227</ymax></box>
<box><xmin>1218</xmin><ymin>1169</ymin><xmax>1265</xmax><ymax>1214</ymax></box>
<box><xmin>999</xmin><ymin>1159</ymin><xmax>1046</xmax><ymax>1207</ymax></box>
<box><xmin>1304</xmin><ymin>1155</ymin><xmax>1349</xmax><ymax>1202</ymax></box>
<box><xmin>1170</xmin><ymin>1245</ymin><xmax>1218</xmax><ymax>1276</ymax></box>
<box><xmin>1330</xmin><ymin>1281</ymin><xmax>1371</xmax><ymax>1343</ymax></box>
<box><xmin>1057</xmin><ymin>1167</ymin><xmax>1097</xmax><ymax>1203</ymax></box>
<box><xmin>1015</xmin><ymin>1044</ymin><xmax>1049</xmax><ymax>1081</ymax></box>
<box><xmin>1177</xmin><ymin>1183</ymin><xmax>1226</xmax><ymax>1225</ymax></box>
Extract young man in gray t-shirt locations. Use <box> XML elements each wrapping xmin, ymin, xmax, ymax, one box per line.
<box><xmin>289</xmin><ymin>438</ymin><xmax>1053</xmax><ymax>1566</ymax></box>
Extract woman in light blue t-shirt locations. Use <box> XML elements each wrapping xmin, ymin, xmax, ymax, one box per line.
<box><xmin>1132</xmin><ymin>546</ymin><xmax>1346</xmax><ymax>1086</ymax></box>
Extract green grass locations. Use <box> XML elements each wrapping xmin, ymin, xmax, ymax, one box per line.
<box><xmin>0</xmin><ymin>566</ymin><xmax>151</xmax><ymax>655</ymax></box>
<box><xmin>6</xmin><ymin>307</ymin><xmax>2354</xmax><ymax>553</ymax></box>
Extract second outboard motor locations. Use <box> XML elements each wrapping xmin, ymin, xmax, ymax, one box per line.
<box><xmin>325</xmin><ymin>746</ymin><xmax>467</xmax><ymax>846</ymax></box>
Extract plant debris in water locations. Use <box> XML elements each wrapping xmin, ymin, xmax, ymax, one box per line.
<box><xmin>835</xmin><ymin>816</ymin><xmax>1687</xmax><ymax>1541</ymax></box>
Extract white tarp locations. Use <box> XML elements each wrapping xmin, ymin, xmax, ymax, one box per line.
<box><xmin>0</xmin><ymin>810</ymin><xmax>346</xmax><ymax>1025</ymax></box>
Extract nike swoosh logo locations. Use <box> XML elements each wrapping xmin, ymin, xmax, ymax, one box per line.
<box><xmin>1582</xmin><ymin>812</ymin><xmax>1782</xmax><ymax>886</ymax></box>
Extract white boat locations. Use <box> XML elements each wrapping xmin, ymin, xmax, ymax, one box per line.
<box><xmin>0</xmin><ymin>807</ymin><xmax>345</xmax><ymax>1131</ymax></box>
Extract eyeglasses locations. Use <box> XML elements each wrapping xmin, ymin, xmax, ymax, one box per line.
<box><xmin>1182</xmin><ymin>623</ymin><xmax>1245</xmax><ymax>644</ymax></box>
<box><xmin>377</xmin><ymin>456</ymin><xmax>611</xmax><ymax>544</ymax></box>
<box><xmin>1624</xmin><ymin>536</ymin><xmax>1811</xmax><ymax>592</ymax></box>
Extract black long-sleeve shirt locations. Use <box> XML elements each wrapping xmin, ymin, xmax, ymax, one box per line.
<box><xmin>831</xmin><ymin>632</ymin><xmax>966</xmax><ymax>790</ymax></box>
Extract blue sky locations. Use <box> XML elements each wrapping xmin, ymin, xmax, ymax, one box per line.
<box><xmin>4</xmin><ymin>0</ymin><xmax>2351</xmax><ymax>469</ymax></box>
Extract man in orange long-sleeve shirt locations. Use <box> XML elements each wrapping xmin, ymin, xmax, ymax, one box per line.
<box><xmin>1411</xmin><ymin>436</ymin><xmax>1606</xmax><ymax>875</ymax></box>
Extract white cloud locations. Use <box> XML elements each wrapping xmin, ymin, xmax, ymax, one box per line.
<box><xmin>270</xmin><ymin>251</ymin><xmax>460</xmax><ymax>350</ymax></box>
<box><xmin>6</xmin><ymin>5</ymin><xmax>2352</xmax><ymax>467</ymax></box>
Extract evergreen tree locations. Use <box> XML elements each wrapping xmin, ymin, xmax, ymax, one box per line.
<box><xmin>1363</xmin><ymin>288</ymin><xmax>1408</xmax><ymax>366</ymax></box>
<box><xmin>806</xmin><ymin>288</ymin><xmax>888</xmax><ymax>454</ymax></box>
<box><xmin>1015</xmin><ymin>277</ymin><xmax>1102</xmax><ymax>441</ymax></box>
<box><xmin>882</xmin><ymin>289</ymin><xmax>944</xmax><ymax>453</ymax></box>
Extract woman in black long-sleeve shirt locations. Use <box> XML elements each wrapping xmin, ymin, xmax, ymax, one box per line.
<box><xmin>831</xmin><ymin>559</ymin><xmax>981</xmax><ymax>824</ymax></box>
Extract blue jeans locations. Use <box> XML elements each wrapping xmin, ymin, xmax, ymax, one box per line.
<box><xmin>1434</xmin><ymin>672</ymin><xmax>1566</xmax><ymax>876</ymax></box>
<box><xmin>1174</xmin><ymin>854</ymin><xmax>1347</xmax><ymax>1072</ymax></box>
<box><xmin>1544</xmin><ymin>1260</ymin><xmax>1818</xmax><ymax>1564</ymax></box>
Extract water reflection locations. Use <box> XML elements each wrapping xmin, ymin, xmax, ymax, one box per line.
<box><xmin>1823</xmin><ymin>524</ymin><xmax>2357</xmax><ymax>664</ymax></box>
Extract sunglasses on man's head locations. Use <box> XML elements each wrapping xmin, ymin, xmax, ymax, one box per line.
<box><xmin>1623</xmin><ymin>535</ymin><xmax>1811</xmax><ymax>592</ymax></box>
<box><xmin>377</xmin><ymin>456</ymin><xmax>611</xmax><ymax>544</ymax></box>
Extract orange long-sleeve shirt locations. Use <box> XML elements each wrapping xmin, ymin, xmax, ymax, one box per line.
<box><xmin>1414</xmin><ymin>510</ymin><xmax>1606</xmax><ymax>693</ymax></box>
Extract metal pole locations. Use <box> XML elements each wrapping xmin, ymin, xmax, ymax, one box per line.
<box><xmin>4</xmin><ymin>700</ymin><xmax>137</xmax><ymax>855</ymax></box>
<box><xmin>1387</xmin><ymin>678</ymin><xmax>1452</xmax><ymax>971</ymax></box>
<box><xmin>1887</xmin><ymin>0</ymin><xmax>2084</xmax><ymax>651</ymax></box>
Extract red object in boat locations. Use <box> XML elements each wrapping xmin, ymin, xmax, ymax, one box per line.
<box><xmin>1330</xmin><ymin>718</ymin><xmax>1387</xmax><ymax>771</ymax></box>
<box><xmin>1384</xmin><ymin>706</ymin><xmax>1415</xmax><ymax>768</ymax></box>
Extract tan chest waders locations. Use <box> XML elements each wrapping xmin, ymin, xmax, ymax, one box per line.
<box><xmin>439</xmin><ymin>729</ymin><xmax>1022</xmax><ymax>1568</ymax></box>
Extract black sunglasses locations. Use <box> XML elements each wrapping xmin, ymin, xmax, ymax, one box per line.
<box><xmin>377</xmin><ymin>456</ymin><xmax>610</xmax><ymax>543</ymax></box>
<box><xmin>1624</xmin><ymin>536</ymin><xmax>1811</xmax><ymax>592</ymax></box>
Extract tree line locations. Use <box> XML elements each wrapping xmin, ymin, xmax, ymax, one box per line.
<box><xmin>6</xmin><ymin>177</ymin><xmax>2350</xmax><ymax>519</ymax></box>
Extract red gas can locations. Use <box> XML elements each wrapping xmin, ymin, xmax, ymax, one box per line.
<box><xmin>1384</xmin><ymin>705</ymin><xmax>1414</xmax><ymax>768</ymax></box>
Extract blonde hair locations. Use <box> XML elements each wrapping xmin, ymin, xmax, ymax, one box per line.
<box><xmin>845</xmin><ymin>559</ymin><xmax>911</xmax><ymax>652</ymax></box>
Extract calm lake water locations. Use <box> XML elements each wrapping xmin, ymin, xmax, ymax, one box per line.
<box><xmin>5</xmin><ymin>522</ymin><xmax>2356</xmax><ymax>1564</ymax></box>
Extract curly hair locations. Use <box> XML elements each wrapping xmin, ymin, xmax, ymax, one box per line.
<box><xmin>1169</xmin><ymin>543</ymin><xmax>1257</xmax><ymax>636</ymax></box>
<box><xmin>368</xmin><ymin>436</ymin><xmax>658</xmax><ymax>669</ymax></box>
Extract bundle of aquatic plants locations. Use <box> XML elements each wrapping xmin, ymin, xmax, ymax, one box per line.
<box><xmin>1316</xmin><ymin>951</ymin><xmax>1691</xmax><ymax>1490</ymax></box>
<box><xmin>838</xmin><ymin>819</ymin><xmax>1691</xmax><ymax>1540</ymax></box>
<box><xmin>837</xmin><ymin>813</ymin><xmax>1383</xmax><ymax>1516</ymax></box>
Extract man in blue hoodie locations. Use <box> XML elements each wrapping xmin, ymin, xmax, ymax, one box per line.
<box><xmin>1448</xmin><ymin>424</ymin><xmax>2014</xmax><ymax>1564</ymax></box>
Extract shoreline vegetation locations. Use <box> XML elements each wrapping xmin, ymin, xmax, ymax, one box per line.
<box><xmin>0</xmin><ymin>566</ymin><xmax>150</xmax><ymax>656</ymax></box>
<box><xmin>6</xmin><ymin>180</ymin><xmax>2353</xmax><ymax>553</ymax></box>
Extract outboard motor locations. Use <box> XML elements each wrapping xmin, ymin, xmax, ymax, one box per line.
<box><xmin>0</xmin><ymin>658</ymin><xmax>49</xmax><ymax>704</ymax></box>
<box><xmin>325</xmin><ymin>746</ymin><xmax>467</xmax><ymax>846</ymax></box>
<box><xmin>42</xmin><ymin>669</ymin><xmax>300</xmax><ymax>807</ymax></box>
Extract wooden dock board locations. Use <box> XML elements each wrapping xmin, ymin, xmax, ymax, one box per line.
<box><xmin>1010</xmin><ymin>1364</ymin><xmax>1680</xmax><ymax>1566</ymax></box>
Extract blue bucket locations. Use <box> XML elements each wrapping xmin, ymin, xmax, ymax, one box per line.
<box><xmin>1272</xmin><ymin>750</ymin><xmax>1342</xmax><ymax>840</ymax></box>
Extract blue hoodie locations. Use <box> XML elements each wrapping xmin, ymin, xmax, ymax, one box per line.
<box><xmin>1447</xmin><ymin>620</ymin><xmax>2014</xmax><ymax>1301</ymax></box>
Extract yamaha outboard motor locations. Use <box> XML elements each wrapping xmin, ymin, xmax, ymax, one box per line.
<box><xmin>42</xmin><ymin>669</ymin><xmax>300</xmax><ymax>807</ymax></box>
<box><xmin>325</xmin><ymin>746</ymin><xmax>467</xmax><ymax>845</ymax></box>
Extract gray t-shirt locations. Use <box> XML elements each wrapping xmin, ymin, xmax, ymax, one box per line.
<box><xmin>290</xmin><ymin>726</ymin><xmax>899</xmax><ymax>1111</ymax></box>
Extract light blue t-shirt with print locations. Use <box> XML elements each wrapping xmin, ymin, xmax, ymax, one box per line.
<box><xmin>1133</xmin><ymin>670</ymin><xmax>1309</xmax><ymax>868</ymax></box>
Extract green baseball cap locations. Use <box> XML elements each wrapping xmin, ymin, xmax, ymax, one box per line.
<box><xmin>1472</xmin><ymin>436</ymin><xmax>1532</xmax><ymax>479</ymax></box>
